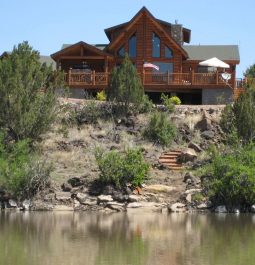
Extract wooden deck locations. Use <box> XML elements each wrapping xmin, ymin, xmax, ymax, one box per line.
<box><xmin>64</xmin><ymin>71</ymin><xmax>247</xmax><ymax>91</ymax></box>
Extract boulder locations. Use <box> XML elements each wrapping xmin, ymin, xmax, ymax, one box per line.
<box><xmin>21</xmin><ymin>199</ymin><xmax>31</xmax><ymax>210</ymax></box>
<box><xmin>215</xmin><ymin>205</ymin><xmax>228</xmax><ymax>213</ymax></box>
<box><xmin>188</xmin><ymin>142</ymin><xmax>203</xmax><ymax>152</ymax></box>
<box><xmin>55</xmin><ymin>192</ymin><xmax>72</xmax><ymax>202</ymax></box>
<box><xmin>67</xmin><ymin>177</ymin><xmax>84</xmax><ymax>187</ymax></box>
<box><xmin>179</xmin><ymin>148</ymin><xmax>197</xmax><ymax>162</ymax></box>
<box><xmin>251</xmin><ymin>205</ymin><xmax>255</xmax><ymax>213</ymax></box>
<box><xmin>7</xmin><ymin>199</ymin><xmax>17</xmax><ymax>208</ymax></box>
<box><xmin>82</xmin><ymin>197</ymin><xmax>98</xmax><ymax>206</ymax></box>
<box><xmin>112</xmin><ymin>192</ymin><xmax>129</xmax><ymax>202</ymax></box>
<box><xmin>127</xmin><ymin>202</ymin><xmax>142</xmax><ymax>208</ymax></box>
<box><xmin>61</xmin><ymin>183</ymin><xmax>72</xmax><ymax>192</ymax></box>
<box><xmin>184</xmin><ymin>188</ymin><xmax>202</xmax><ymax>195</ymax></box>
<box><xmin>106</xmin><ymin>202</ymin><xmax>125</xmax><ymax>211</ymax></box>
<box><xmin>76</xmin><ymin>193</ymin><xmax>88</xmax><ymax>203</ymax></box>
<box><xmin>128</xmin><ymin>195</ymin><xmax>141</xmax><ymax>202</ymax></box>
<box><xmin>183</xmin><ymin>172</ymin><xmax>200</xmax><ymax>184</ymax></box>
<box><xmin>97</xmin><ymin>195</ymin><xmax>113</xmax><ymax>203</ymax></box>
<box><xmin>195</xmin><ymin>112</ymin><xmax>212</xmax><ymax>131</ymax></box>
<box><xmin>197</xmin><ymin>202</ymin><xmax>212</xmax><ymax>210</ymax></box>
<box><xmin>169</xmin><ymin>202</ymin><xmax>186</xmax><ymax>213</ymax></box>
<box><xmin>201</xmin><ymin>130</ymin><xmax>215</xmax><ymax>140</ymax></box>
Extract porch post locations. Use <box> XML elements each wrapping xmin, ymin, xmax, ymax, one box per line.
<box><xmin>216</xmin><ymin>70</ymin><xmax>218</xmax><ymax>85</ymax></box>
<box><xmin>191</xmin><ymin>70</ymin><xmax>194</xmax><ymax>85</ymax></box>
<box><xmin>167</xmin><ymin>70</ymin><xmax>170</xmax><ymax>85</ymax></box>
<box><xmin>68</xmin><ymin>68</ymin><xmax>71</xmax><ymax>86</ymax></box>
<box><xmin>92</xmin><ymin>70</ymin><xmax>96</xmax><ymax>85</ymax></box>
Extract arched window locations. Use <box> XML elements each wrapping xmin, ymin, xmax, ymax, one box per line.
<box><xmin>118</xmin><ymin>46</ymin><xmax>125</xmax><ymax>57</ymax></box>
<box><xmin>152</xmin><ymin>32</ymin><xmax>160</xmax><ymax>57</ymax></box>
<box><xmin>128</xmin><ymin>34</ymin><xmax>136</xmax><ymax>57</ymax></box>
<box><xmin>165</xmin><ymin>46</ymin><xmax>173</xmax><ymax>58</ymax></box>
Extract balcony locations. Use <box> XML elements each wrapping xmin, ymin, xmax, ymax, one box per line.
<box><xmin>64</xmin><ymin>70</ymin><xmax>245</xmax><ymax>91</ymax></box>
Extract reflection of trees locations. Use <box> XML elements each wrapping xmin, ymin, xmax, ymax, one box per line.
<box><xmin>188</xmin><ymin>214</ymin><xmax>255</xmax><ymax>265</ymax></box>
<box><xmin>87</xmin><ymin>213</ymin><xmax>149</xmax><ymax>265</ymax></box>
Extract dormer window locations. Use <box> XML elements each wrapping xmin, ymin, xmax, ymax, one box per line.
<box><xmin>128</xmin><ymin>34</ymin><xmax>136</xmax><ymax>57</ymax></box>
<box><xmin>152</xmin><ymin>32</ymin><xmax>160</xmax><ymax>58</ymax></box>
<box><xmin>165</xmin><ymin>46</ymin><xmax>173</xmax><ymax>58</ymax></box>
<box><xmin>118</xmin><ymin>46</ymin><xmax>125</xmax><ymax>57</ymax></box>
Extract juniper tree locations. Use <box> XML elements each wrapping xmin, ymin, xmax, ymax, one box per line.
<box><xmin>107</xmin><ymin>54</ymin><xmax>144</xmax><ymax>116</ymax></box>
<box><xmin>0</xmin><ymin>42</ymin><xmax>65</xmax><ymax>141</ymax></box>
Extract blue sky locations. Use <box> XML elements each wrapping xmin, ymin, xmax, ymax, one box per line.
<box><xmin>0</xmin><ymin>0</ymin><xmax>254</xmax><ymax>77</ymax></box>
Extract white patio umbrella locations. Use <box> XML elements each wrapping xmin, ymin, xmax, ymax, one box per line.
<box><xmin>199</xmin><ymin>57</ymin><xmax>230</xmax><ymax>68</ymax></box>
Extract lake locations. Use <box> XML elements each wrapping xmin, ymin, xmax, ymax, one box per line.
<box><xmin>1</xmin><ymin>211</ymin><xmax>254</xmax><ymax>265</ymax></box>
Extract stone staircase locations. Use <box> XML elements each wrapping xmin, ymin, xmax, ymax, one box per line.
<box><xmin>159</xmin><ymin>150</ymin><xmax>183</xmax><ymax>170</ymax></box>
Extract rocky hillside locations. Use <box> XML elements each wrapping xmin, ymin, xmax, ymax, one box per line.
<box><xmin>2</xmin><ymin>102</ymin><xmax>226</xmax><ymax>212</ymax></box>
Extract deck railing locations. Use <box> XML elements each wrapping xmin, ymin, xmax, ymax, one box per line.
<box><xmin>65</xmin><ymin>71</ymin><xmax>108</xmax><ymax>86</ymax></box>
<box><xmin>64</xmin><ymin>70</ymin><xmax>249</xmax><ymax>89</ymax></box>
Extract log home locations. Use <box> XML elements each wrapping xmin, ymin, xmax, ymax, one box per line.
<box><xmin>51</xmin><ymin>7</ymin><xmax>241</xmax><ymax>104</ymax></box>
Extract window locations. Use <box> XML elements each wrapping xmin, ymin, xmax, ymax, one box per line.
<box><xmin>118</xmin><ymin>46</ymin><xmax>125</xmax><ymax>57</ymax></box>
<box><xmin>152</xmin><ymin>32</ymin><xmax>160</xmax><ymax>57</ymax></box>
<box><xmin>153</xmin><ymin>62</ymin><xmax>174</xmax><ymax>73</ymax></box>
<box><xmin>128</xmin><ymin>34</ymin><xmax>136</xmax><ymax>57</ymax></box>
<box><xmin>165</xmin><ymin>46</ymin><xmax>173</xmax><ymax>58</ymax></box>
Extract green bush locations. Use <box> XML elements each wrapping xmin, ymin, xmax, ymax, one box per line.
<box><xmin>107</xmin><ymin>55</ymin><xmax>144</xmax><ymax>116</ymax></box>
<box><xmin>143</xmin><ymin>111</ymin><xmax>176</xmax><ymax>146</ymax></box>
<box><xmin>96</xmin><ymin>91</ymin><xmax>106</xmax><ymax>101</ymax></box>
<box><xmin>138</xmin><ymin>94</ymin><xmax>154</xmax><ymax>113</ymax></box>
<box><xmin>0</xmin><ymin>133</ymin><xmax>51</xmax><ymax>198</ymax></box>
<box><xmin>76</xmin><ymin>100</ymin><xmax>102</xmax><ymax>124</ymax></box>
<box><xmin>0</xmin><ymin>42</ymin><xmax>65</xmax><ymax>141</ymax></box>
<box><xmin>95</xmin><ymin>148</ymin><xmax>149</xmax><ymax>188</ymax></box>
<box><xmin>203</xmin><ymin>144</ymin><xmax>255</xmax><ymax>206</ymax></box>
<box><xmin>160</xmin><ymin>93</ymin><xmax>175</xmax><ymax>113</ymax></box>
<box><xmin>170</xmin><ymin>96</ymin><xmax>181</xmax><ymax>105</ymax></box>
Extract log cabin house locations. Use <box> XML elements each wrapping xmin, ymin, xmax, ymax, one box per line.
<box><xmin>1</xmin><ymin>7</ymin><xmax>242</xmax><ymax>104</ymax></box>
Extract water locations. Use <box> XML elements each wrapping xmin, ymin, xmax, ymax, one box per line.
<box><xmin>1</xmin><ymin>211</ymin><xmax>255</xmax><ymax>265</ymax></box>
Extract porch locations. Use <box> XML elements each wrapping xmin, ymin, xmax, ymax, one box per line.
<box><xmin>64</xmin><ymin>71</ymin><xmax>243</xmax><ymax>90</ymax></box>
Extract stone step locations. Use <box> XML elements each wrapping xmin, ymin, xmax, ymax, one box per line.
<box><xmin>159</xmin><ymin>150</ymin><xmax>183</xmax><ymax>170</ymax></box>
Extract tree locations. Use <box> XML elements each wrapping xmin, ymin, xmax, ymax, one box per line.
<box><xmin>0</xmin><ymin>42</ymin><xmax>64</xmax><ymax>141</ymax></box>
<box><xmin>107</xmin><ymin>54</ymin><xmax>144</xmax><ymax>115</ymax></box>
<box><xmin>221</xmin><ymin>86</ymin><xmax>255</xmax><ymax>143</ymax></box>
<box><xmin>244</xmin><ymin>64</ymin><xmax>255</xmax><ymax>78</ymax></box>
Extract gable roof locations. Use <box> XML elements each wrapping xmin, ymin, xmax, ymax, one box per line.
<box><xmin>106</xmin><ymin>6</ymin><xmax>189</xmax><ymax>58</ymax></box>
<box><xmin>184</xmin><ymin>45</ymin><xmax>240</xmax><ymax>62</ymax></box>
<box><xmin>105</xmin><ymin>17</ymin><xmax>191</xmax><ymax>44</ymax></box>
<box><xmin>51</xmin><ymin>41</ymin><xmax>113</xmax><ymax>60</ymax></box>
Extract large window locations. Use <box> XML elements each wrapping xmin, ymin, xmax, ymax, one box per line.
<box><xmin>128</xmin><ymin>34</ymin><xmax>136</xmax><ymax>57</ymax></box>
<box><xmin>152</xmin><ymin>32</ymin><xmax>160</xmax><ymax>57</ymax></box>
<box><xmin>153</xmin><ymin>62</ymin><xmax>174</xmax><ymax>73</ymax></box>
<box><xmin>165</xmin><ymin>46</ymin><xmax>173</xmax><ymax>58</ymax></box>
<box><xmin>118</xmin><ymin>46</ymin><xmax>125</xmax><ymax>57</ymax></box>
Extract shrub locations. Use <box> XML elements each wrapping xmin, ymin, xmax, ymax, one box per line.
<box><xmin>160</xmin><ymin>93</ymin><xmax>175</xmax><ymax>113</ymax></box>
<box><xmin>138</xmin><ymin>94</ymin><xmax>154</xmax><ymax>113</ymax></box>
<box><xmin>95</xmin><ymin>148</ymin><xmax>149</xmax><ymax>188</ymax></box>
<box><xmin>0</xmin><ymin>133</ymin><xmax>51</xmax><ymax>198</ymax></box>
<box><xmin>76</xmin><ymin>100</ymin><xmax>102</xmax><ymax>124</ymax></box>
<box><xmin>143</xmin><ymin>111</ymin><xmax>176</xmax><ymax>146</ymax></box>
<box><xmin>220</xmin><ymin>87</ymin><xmax>255</xmax><ymax>144</ymax></box>
<box><xmin>202</xmin><ymin>144</ymin><xmax>255</xmax><ymax>207</ymax></box>
<box><xmin>170</xmin><ymin>96</ymin><xmax>181</xmax><ymax>105</ymax></box>
<box><xmin>107</xmin><ymin>54</ymin><xmax>144</xmax><ymax>116</ymax></box>
<box><xmin>96</xmin><ymin>91</ymin><xmax>106</xmax><ymax>101</ymax></box>
<box><xmin>0</xmin><ymin>42</ymin><xmax>65</xmax><ymax>141</ymax></box>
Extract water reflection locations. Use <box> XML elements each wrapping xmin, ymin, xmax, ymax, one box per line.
<box><xmin>0</xmin><ymin>211</ymin><xmax>255</xmax><ymax>265</ymax></box>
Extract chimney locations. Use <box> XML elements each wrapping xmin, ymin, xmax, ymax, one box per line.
<box><xmin>171</xmin><ymin>24</ymin><xmax>183</xmax><ymax>45</ymax></box>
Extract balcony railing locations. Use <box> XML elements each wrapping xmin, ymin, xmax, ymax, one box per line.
<box><xmin>64</xmin><ymin>70</ymin><xmax>247</xmax><ymax>89</ymax></box>
<box><xmin>65</xmin><ymin>71</ymin><xmax>108</xmax><ymax>86</ymax></box>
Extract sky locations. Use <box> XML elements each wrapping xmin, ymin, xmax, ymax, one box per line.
<box><xmin>0</xmin><ymin>0</ymin><xmax>254</xmax><ymax>78</ymax></box>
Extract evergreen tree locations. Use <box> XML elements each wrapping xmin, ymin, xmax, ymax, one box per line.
<box><xmin>0</xmin><ymin>42</ymin><xmax>64</xmax><ymax>141</ymax></box>
<box><xmin>107</xmin><ymin>54</ymin><xmax>144</xmax><ymax>115</ymax></box>
<box><xmin>244</xmin><ymin>64</ymin><xmax>255</xmax><ymax>78</ymax></box>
